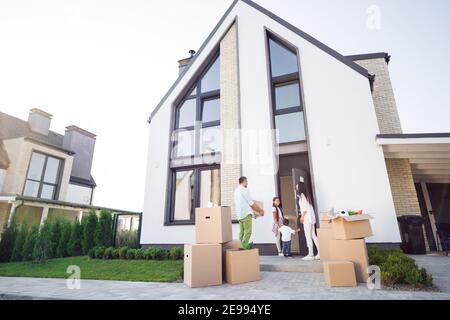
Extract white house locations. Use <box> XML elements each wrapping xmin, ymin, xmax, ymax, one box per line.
<box><xmin>141</xmin><ymin>0</ymin><xmax>450</xmax><ymax>254</ymax></box>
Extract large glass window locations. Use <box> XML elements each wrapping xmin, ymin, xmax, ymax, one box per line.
<box><xmin>170</xmin><ymin>167</ymin><xmax>220</xmax><ymax>222</ymax></box>
<box><xmin>172</xmin><ymin>54</ymin><xmax>221</xmax><ymax>158</ymax></box>
<box><xmin>23</xmin><ymin>152</ymin><xmax>62</xmax><ymax>200</ymax></box>
<box><xmin>268</xmin><ymin>36</ymin><xmax>306</xmax><ymax>144</ymax></box>
<box><xmin>168</xmin><ymin>52</ymin><xmax>222</xmax><ymax>224</ymax></box>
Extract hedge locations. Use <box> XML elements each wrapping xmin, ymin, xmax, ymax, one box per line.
<box><xmin>89</xmin><ymin>246</ymin><xmax>184</xmax><ymax>261</ymax></box>
<box><xmin>368</xmin><ymin>246</ymin><xmax>433</xmax><ymax>288</ymax></box>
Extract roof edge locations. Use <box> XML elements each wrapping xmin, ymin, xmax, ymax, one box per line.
<box><xmin>377</xmin><ymin>133</ymin><xmax>450</xmax><ymax>139</ymax></box>
<box><xmin>347</xmin><ymin>52</ymin><xmax>391</xmax><ymax>64</ymax></box>
<box><xmin>148</xmin><ymin>0</ymin><xmax>370</xmax><ymax>123</ymax></box>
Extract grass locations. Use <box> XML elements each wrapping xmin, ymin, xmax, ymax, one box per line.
<box><xmin>0</xmin><ymin>257</ymin><xmax>183</xmax><ymax>283</ymax></box>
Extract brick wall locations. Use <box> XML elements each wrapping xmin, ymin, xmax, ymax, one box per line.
<box><xmin>385</xmin><ymin>159</ymin><xmax>429</xmax><ymax>250</ymax></box>
<box><xmin>220</xmin><ymin>23</ymin><xmax>242</xmax><ymax>218</ymax></box>
<box><xmin>354</xmin><ymin>58</ymin><xmax>402</xmax><ymax>134</ymax></box>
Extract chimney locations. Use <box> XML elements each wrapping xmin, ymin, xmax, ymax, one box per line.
<box><xmin>62</xmin><ymin>125</ymin><xmax>96</xmax><ymax>181</ymax></box>
<box><xmin>28</xmin><ymin>108</ymin><xmax>52</xmax><ymax>136</ymax></box>
<box><xmin>178</xmin><ymin>50</ymin><xmax>196</xmax><ymax>75</ymax></box>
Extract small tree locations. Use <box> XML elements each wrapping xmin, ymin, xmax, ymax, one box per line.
<box><xmin>0</xmin><ymin>218</ymin><xmax>18</xmax><ymax>262</ymax></box>
<box><xmin>22</xmin><ymin>224</ymin><xmax>39</xmax><ymax>261</ymax></box>
<box><xmin>33</xmin><ymin>221</ymin><xmax>52</xmax><ymax>263</ymax></box>
<box><xmin>82</xmin><ymin>210</ymin><xmax>98</xmax><ymax>255</ymax></box>
<box><xmin>56</xmin><ymin>220</ymin><xmax>72</xmax><ymax>258</ymax></box>
<box><xmin>11</xmin><ymin>221</ymin><xmax>28</xmax><ymax>262</ymax></box>
<box><xmin>95</xmin><ymin>210</ymin><xmax>113</xmax><ymax>247</ymax></box>
<box><xmin>67</xmin><ymin>220</ymin><xmax>83</xmax><ymax>257</ymax></box>
<box><xmin>49</xmin><ymin>219</ymin><xmax>63</xmax><ymax>259</ymax></box>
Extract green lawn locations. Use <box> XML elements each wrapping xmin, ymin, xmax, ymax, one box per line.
<box><xmin>0</xmin><ymin>257</ymin><xmax>183</xmax><ymax>282</ymax></box>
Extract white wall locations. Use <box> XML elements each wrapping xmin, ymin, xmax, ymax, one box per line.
<box><xmin>65</xmin><ymin>183</ymin><xmax>93</xmax><ymax>205</ymax></box>
<box><xmin>141</xmin><ymin>1</ymin><xmax>401</xmax><ymax>245</ymax></box>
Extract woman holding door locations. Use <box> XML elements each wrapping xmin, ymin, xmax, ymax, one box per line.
<box><xmin>296</xmin><ymin>182</ymin><xmax>320</xmax><ymax>260</ymax></box>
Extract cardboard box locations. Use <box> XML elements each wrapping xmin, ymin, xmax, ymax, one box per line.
<box><xmin>196</xmin><ymin>207</ymin><xmax>232</xmax><ymax>244</ymax></box>
<box><xmin>319</xmin><ymin>213</ymin><xmax>333</xmax><ymax>229</ymax></box>
<box><xmin>329</xmin><ymin>239</ymin><xmax>369</xmax><ymax>283</ymax></box>
<box><xmin>184</xmin><ymin>244</ymin><xmax>222</xmax><ymax>288</ymax></box>
<box><xmin>331</xmin><ymin>214</ymin><xmax>373</xmax><ymax>240</ymax></box>
<box><xmin>221</xmin><ymin>240</ymin><xmax>242</xmax><ymax>279</ymax></box>
<box><xmin>225</xmin><ymin>249</ymin><xmax>260</xmax><ymax>285</ymax></box>
<box><xmin>317</xmin><ymin>228</ymin><xmax>334</xmax><ymax>261</ymax></box>
<box><xmin>323</xmin><ymin>261</ymin><xmax>357</xmax><ymax>287</ymax></box>
<box><xmin>252</xmin><ymin>200</ymin><xmax>264</xmax><ymax>217</ymax></box>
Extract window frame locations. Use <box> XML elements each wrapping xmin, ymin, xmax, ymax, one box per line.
<box><xmin>267</xmin><ymin>34</ymin><xmax>306</xmax><ymax>145</ymax></box>
<box><xmin>167</xmin><ymin>164</ymin><xmax>220</xmax><ymax>225</ymax></box>
<box><xmin>22</xmin><ymin>150</ymin><xmax>64</xmax><ymax>200</ymax></box>
<box><xmin>172</xmin><ymin>52</ymin><xmax>221</xmax><ymax>159</ymax></box>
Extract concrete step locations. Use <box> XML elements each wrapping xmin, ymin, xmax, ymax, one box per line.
<box><xmin>259</xmin><ymin>256</ymin><xmax>324</xmax><ymax>273</ymax></box>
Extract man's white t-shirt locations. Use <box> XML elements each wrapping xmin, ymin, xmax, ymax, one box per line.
<box><xmin>234</xmin><ymin>185</ymin><xmax>254</xmax><ymax>221</ymax></box>
<box><xmin>278</xmin><ymin>225</ymin><xmax>296</xmax><ymax>242</ymax></box>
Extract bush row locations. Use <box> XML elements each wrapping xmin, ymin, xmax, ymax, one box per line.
<box><xmin>88</xmin><ymin>246</ymin><xmax>184</xmax><ymax>261</ymax></box>
<box><xmin>0</xmin><ymin>209</ymin><xmax>114</xmax><ymax>263</ymax></box>
<box><xmin>368</xmin><ymin>246</ymin><xmax>433</xmax><ymax>288</ymax></box>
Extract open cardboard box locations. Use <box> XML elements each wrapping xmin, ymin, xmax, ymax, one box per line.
<box><xmin>331</xmin><ymin>214</ymin><xmax>373</xmax><ymax>240</ymax></box>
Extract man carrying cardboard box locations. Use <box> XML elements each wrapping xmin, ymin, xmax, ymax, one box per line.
<box><xmin>234</xmin><ymin>177</ymin><xmax>264</xmax><ymax>250</ymax></box>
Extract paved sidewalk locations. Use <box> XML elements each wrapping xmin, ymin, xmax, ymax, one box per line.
<box><xmin>411</xmin><ymin>255</ymin><xmax>450</xmax><ymax>293</ymax></box>
<box><xmin>1</xmin><ymin>273</ymin><xmax>449</xmax><ymax>300</ymax></box>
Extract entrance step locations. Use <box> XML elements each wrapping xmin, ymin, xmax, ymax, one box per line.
<box><xmin>259</xmin><ymin>256</ymin><xmax>323</xmax><ymax>273</ymax></box>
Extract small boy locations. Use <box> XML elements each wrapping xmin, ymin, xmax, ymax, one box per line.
<box><xmin>278</xmin><ymin>218</ymin><xmax>300</xmax><ymax>257</ymax></box>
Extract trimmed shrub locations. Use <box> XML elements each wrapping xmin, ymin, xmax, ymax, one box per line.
<box><xmin>368</xmin><ymin>245</ymin><xmax>433</xmax><ymax>288</ymax></box>
<box><xmin>143</xmin><ymin>248</ymin><xmax>153</xmax><ymax>260</ymax></box>
<box><xmin>135</xmin><ymin>248</ymin><xmax>145</xmax><ymax>260</ymax></box>
<box><xmin>95</xmin><ymin>210</ymin><xmax>113</xmax><ymax>247</ymax></box>
<box><xmin>111</xmin><ymin>248</ymin><xmax>120</xmax><ymax>259</ymax></box>
<box><xmin>33</xmin><ymin>221</ymin><xmax>52</xmax><ymax>263</ymax></box>
<box><xmin>103</xmin><ymin>247</ymin><xmax>114</xmax><ymax>260</ymax></box>
<box><xmin>118</xmin><ymin>246</ymin><xmax>129</xmax><ymax>259</ymax></box>
<box><xmin>11</xmin><ymin>222</ymin><xmax>28</xmax><ymax>262</ymax></box>
<box><xmin>93</xmin><ymin>246</ymin><xmax>106</xmax><ymax>259</ymax></box>
<box><xmin>126</xmin><ymin>248</ymin><xmax>137</xmax><ymax>260</ymax></box>
<box><xmin>169</xmin><ymin>247</ymin><xmax>184</xmax><ymax>260</ymax></box>
<box><xmin>22</xmin><ymin>224</ymin><xmax>39</xmax><ymax>261</ymax></box>
<box><xmin>0</xmin><ymin>218</ymin><xmax>18</xmax><ymax>262</ymax></box>
<box><xmin>82</xmin><ymin>211</ymin><xmax>98</xmax><ymax>255</ymax></box>
<box><xmin>67</xmin><ymin>221</ymin><xmax>83</xmax><ymax>257</ymax></box>
<box><xmin>152</xmin><ymin>247</ymin><xmax>169</xmax><ymax>260</ymax></box>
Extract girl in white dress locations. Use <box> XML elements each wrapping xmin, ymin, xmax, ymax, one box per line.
<box><xmin>296</xmin><ymin>182</ymin><xmax>320</xmax><ymax>261</ymax></box>
<box><xmin>272</xmin><ymin>197</ymin><xmax>285</xmax><ymax>256</ymax></box>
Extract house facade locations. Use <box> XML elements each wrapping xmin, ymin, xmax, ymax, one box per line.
<box><xmin>141</xmin><ymin>0</ymin><xmax>450</xmax><ymax>254</ymax></box>
<box><xmin>0</xmin><ymin>108</ymin><xmax>99</xmax><ymax>227</ymax></box>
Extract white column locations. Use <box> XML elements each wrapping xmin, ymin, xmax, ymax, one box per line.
<box><xmin>40</xmin><ymin>207</ymin><xmax>49</xmax><ymax>226</ymax></box>
<box><xmin>78</xmin><ymin>211</ymin><xmax>83</xmax><ymax>222</ymax></box>
<box><xmin>7</xmin><ymin>202</ymin><xmax>19</xmax><ymax>226</ymax></box>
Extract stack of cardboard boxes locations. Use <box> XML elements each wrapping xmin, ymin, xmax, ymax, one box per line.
<box><xmin>317</xmin><ymin>213</ymin><xmax>373</xmax><ymax>287</ymax></box>
<box><xmin>184</xmin><ymin>207</ymin><xmax>261</xmax><ymax>288</ymax></box>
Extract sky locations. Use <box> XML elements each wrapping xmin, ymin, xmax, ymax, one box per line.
<box><xmin>0</xmin><ymin>0</ymin><xmax>449</xmax><ymax>212</ymax></box>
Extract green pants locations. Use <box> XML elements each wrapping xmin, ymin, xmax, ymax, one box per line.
<box><xmin>239</xmin><ymin>214</ymin><xmax>253</xmax><ymax>250</ymax></box>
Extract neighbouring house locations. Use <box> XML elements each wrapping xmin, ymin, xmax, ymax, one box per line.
<box><xmin>0</xmin><ymin>108</ymin><xmax>139</xmax><ymax>231</ymax></box>
<box><xmin>141</xmin><ymin>0</ymin><xmax>450</xmax><ymax>254</ymax></box>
